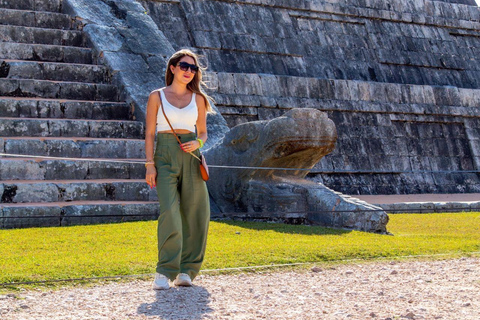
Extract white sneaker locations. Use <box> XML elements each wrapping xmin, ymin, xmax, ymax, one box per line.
<box><xmin>174</xmin><ymin>273</ymin><xmax>192</xmax><ymax>287</ymax></box>
<box><xmin>152</xmin><ymin>273</ymin><xmax>170</xmax><ymax>290</ymax></box>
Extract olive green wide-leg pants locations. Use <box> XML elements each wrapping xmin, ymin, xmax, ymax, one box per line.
<box><xmin>154</xmin><ymin>133</ymin><xmax>210</xmax><ymax>281</ymax></box>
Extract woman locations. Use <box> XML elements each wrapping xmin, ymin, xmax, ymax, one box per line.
<box><xmin>144</xmin><ymin>49</ymin><xmax>213</xmax><ymax>290</ymax></box>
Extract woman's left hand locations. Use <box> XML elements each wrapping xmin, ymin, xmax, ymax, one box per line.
<box><xmin>180</xmin><ymin>140</ymin><xmax>200</xmax><ymax>153</ymax></box>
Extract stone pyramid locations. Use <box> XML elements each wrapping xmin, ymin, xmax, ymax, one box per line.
<box><xmin>141</xmin><ymin>0</ymin><xmax>480</xmax><ymax>195</ymax></box>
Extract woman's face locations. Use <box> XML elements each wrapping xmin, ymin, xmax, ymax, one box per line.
<box><xmin>170</xmin><ymin>55</ymin><xmax>197</xmax><ymax>85</ymax></box>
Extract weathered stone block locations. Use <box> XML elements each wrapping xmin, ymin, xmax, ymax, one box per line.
<box><xmin>88</xmin><ymin>121</ymin><xmax>123</xmax><ymax>138</ymax></box>
<box><xmin>5</xmin><ymin>139</ymin><xmax>47</xmax><ymax>156</ymax></box>
<box><xmin>80</xmin><ymin>140</ymin><xmax>127</xmax><ymax>158</ymax></box>
<box><xmin>44</xmin><ymin>160</ymin><xmax>88</xmax><ymax>180</ymax></box>
<box><xmin>56</xmin><ymin>182</ymin><xmax>105</xmax><ymax>201</ymax></box>
<box><xmin>1</xmin><ymin>205</ymin><xmax>61</xmax><ymax>229</ymax></box>
<box><xmin>123</xmin><ymin>203</ymin><xmax>158</xmax><ymax>222</ymax></box>
<box><xmin>216</xmin><ymin>73</ymin><xmax>235</xmax><ymax>94</ymax></box>
<box><xmin>0</xmin><ymin>159</ymin><xmax>46</xmax><ymax>180</ymax></box>
<box><xmin>256</xmin><ymin>74</ymin><xmax>279</xmax><ymax>97</ymax></box>
<box><xmin>10</xmin><ymin>183</ymin><xmax>59</xmax><ymax>203</ymax></box>
<box><xmin>95</xmin><ymin>83</ymin><xmax>119</xmax><ymax>101</ymax></box>
<box><xmin>111</xmin><ymin>181</ymin><xmax>151</xmax><ymax>201</ymax></box>
<box><xmin>192</xmin><ymin>31</ymin><xmax>220</xmax><ymax>49</ymax></box>
<box><xmin>123</xmin><ymin>121</ymin><xmax>144</xmax><ymax>139</ymax></box>
<box><xmin>49</xmin><ymin>119</ymin><xmax>88</xmax><ymax>137</ymax></box>
<box><xmin>61</xmin><ymin>101</ymin><xmax>91</xmax><ymax>119</ymax></box>
<box><xmin>86</xmin><ymin>162</ymin><xmax>129</xmax><ymax>179</ymax></box>
<box><xmin>35</xmin><ymin>0</ymin><xmax>62</xmax><ymax>12</ymax></box>
<box><xmin>35</xmin><ymin>12</ymin><xmax>73</xmax><ymax>29</ymax></box>
<box><xmin>61</xmin><ymin>204</ymin><xmax>121</xmax><ymax>226</ymax></box>
<box><xmin>45</xmin><ymin>140</ymin><xmax>81</xmax><ymax>158</ymax></box>
<box><xmin>62</xmin><ymin>46</ymin><xmax>93</xmax><ymax>64</ymax></box>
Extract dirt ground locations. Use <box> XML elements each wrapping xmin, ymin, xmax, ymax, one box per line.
<box><xmin>1</xmin><ymin>257</ymin><xmax>479</xmax><ymax>320</ymax></box>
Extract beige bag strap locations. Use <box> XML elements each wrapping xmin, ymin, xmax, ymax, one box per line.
<box><xmin>158</xmin><ymin>90</ymin><xmax>201</xmax><ymax>162</ymax></box>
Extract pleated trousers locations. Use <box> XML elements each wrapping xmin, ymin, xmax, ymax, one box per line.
<box><xmin>154</xmin><ymin>132</ymin><xmax>210</xmax><ymax>281</ymax></box>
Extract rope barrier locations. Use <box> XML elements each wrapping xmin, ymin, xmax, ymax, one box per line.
<box><xmin>0</xmin><ymin>152</ymin><xmax>478</xmax><ymax>219</ymax></box>
<box><xmin>0</xmin><ymin>213</ymin><xmax>156</xmax><ymax>219</ymax></box>
<box><xmin>1</xmin><ymin>153</ymin><xmax>479</xmax><ymax>174</ymax></box>
<box><xmin>0</xmin><ymin>154</ymin><xmax>478</xmax><ymax>287</ymax></box>
<box><xmin>0</xmin><ymin>153</ymin><xmax>145</xmax><ymax>165</ymax></box>
<box><xmin>1</xmin><ymin>251</ymin><xmax>479</xmax><ymax>287</ymax></box>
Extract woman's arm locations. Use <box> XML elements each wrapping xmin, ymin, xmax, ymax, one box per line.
<box><xmin>145</xmin><ymin>90</ymin><xmax>160</xmax><ymax>188</ymax></box>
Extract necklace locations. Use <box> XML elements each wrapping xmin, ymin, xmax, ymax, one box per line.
<box><xmin>168</xmin><ymin>89</ymin><xmax>189</xmax><ymax>101</ymax></box>
<box><xmin>166</xmin><ymin>89</ymin><xmax>191</xmax><ymax>109</ymax></box>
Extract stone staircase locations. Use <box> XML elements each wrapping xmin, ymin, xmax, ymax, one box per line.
<box><xmin>0</xmin><ymin>0</ymin><xmax>158</xmax><ymax>228</ymax></box>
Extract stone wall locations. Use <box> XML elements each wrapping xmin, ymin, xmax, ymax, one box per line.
<box><xmin>142</xmin><ymin>0</ymin><xmax>480</xmax><ymax>194</ymax></box>
<box><xmin>206</xmin><ymin>72</ymin><xmax>480</xmax><ymax>194</ymax></box>
<box><xmin>143</xmin><ymin>0</ymin><xmax>480</xmax><ymax>88</ymax></box>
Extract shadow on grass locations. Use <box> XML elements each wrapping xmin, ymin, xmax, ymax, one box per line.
<box><xmin>213</xmin><ymin>219</ymin><xmax>352</xmax><ymax>236</ymax></box>
<box><xmin>138</xmin><ymin>286</ymin><xmax>213</xmax><ymax>319</ymax></box>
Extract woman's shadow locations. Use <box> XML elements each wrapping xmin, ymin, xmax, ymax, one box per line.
<box><xmin>138</xmin><ymin>285</ymin><xmax>213</xmax><ymax>319</ymax></box>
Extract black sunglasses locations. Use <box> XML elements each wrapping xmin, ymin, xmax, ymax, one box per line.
<box><xmin>177</xmin><ymin>61</ymin><xmax>199</xmax><ymax>73</ymax></box>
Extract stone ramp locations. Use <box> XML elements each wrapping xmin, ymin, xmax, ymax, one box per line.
<box><xmin>355</xmin><ymin>193</ymin><xmax>480</xmax><ymax>213</ymax></box>
<box><xmin>0</xmin><ymin>0</ymin><xmax>158</xmax><ymax>229</ymax></box>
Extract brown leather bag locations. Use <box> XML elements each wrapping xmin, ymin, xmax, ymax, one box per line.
<box><xmin>158</xmin><ymin>91</ymin><xmax>209</xmax><ymax>181</ymax></box>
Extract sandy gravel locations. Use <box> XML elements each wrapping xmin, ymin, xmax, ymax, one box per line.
<box><xmin>1</xmin><ymin>257</ymin><xmax>479</xmax><ymax>320</ymax></box>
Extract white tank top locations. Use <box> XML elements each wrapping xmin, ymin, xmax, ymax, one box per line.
<box><xmin>156</xmin><ymin>89</ymin><xmax>198</xmax><ymax>132</ymax></box>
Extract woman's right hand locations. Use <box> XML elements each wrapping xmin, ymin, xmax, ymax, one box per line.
<box><xmin>146</xmin><ymin>165</ymin><xmax>157</xmax><ymax>189</ymax></box>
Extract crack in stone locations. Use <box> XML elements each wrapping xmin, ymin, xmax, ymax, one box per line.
<box><xmin>1</xmin><ymin>185</ymin><xmax>17</xmax><ymax>203</ymax></box>
<box><xmin>0</xmin><ymin>61</ymin><xmax>10</xmax><ymax>78</ymax></box>
<box><xmin>102</xmin><ymin>0</ymin><xmax>128</xmax><ymax>20</ymax></box>
<box><xmin>105</xmin><ymin>184</ymin><xmax>116</xmax><ymax>200</ymax></box>
<box><xmin>60</xmin><ymin>103</ymin><xmax>66</xmax><ymax>118</ymax></box>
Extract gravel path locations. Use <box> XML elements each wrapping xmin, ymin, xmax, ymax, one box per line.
<box><xmin>1</xmin><ymin>257</ymin><xmax>479</xmax><ymax>320</ymax></box>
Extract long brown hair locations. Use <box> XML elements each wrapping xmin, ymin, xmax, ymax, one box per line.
<box><xmin>165</xmin><ymin>49</ymin><xmax>214</xmax><ymax>113</ymax></box>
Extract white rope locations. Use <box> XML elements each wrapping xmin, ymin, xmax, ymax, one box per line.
<box><xmin>201</xmin><ymin>251</ymin><xmax>480</xmax><ymax>273</ymax></box>
<box><xmin>0</xmin><ymin>153</ymin><xmax>145</xmax><ymax>165</ymax></box>
<box><xmin>1</xmin><ymin>153</ymin><xmax>479</xmax><ymax>174</ymax></box>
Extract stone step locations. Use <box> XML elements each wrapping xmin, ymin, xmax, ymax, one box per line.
<box><xmin>0</xmin><ymin>118</ymin><xmax>144</xmax><ymax>138</ymax></box>
<box><xmin>0</xmin><ymin>78</ymin><xmax>120</xmax><ymax>101</ymax></box>
<box><xmin>2</xmin><ymin>60</ymin><xmax>109</xmax><ymax>83</ymax></box>
<box><xmin>0</xmin><ymin>201</ymin><xmax>159</xmax><ymax>229</ymax></box>
<box><xmin>0</xmin><ymin>97</ymin><xmax>131</xmax><ymax>120</ymax></box>
<box><xmin>0</xmin><ymin>179</ymin><xmax>157</xmax><ymax>203</ymax></box>
<box><xmin>0</xmin><ymin>0</ymin><xmax>62</xmax><ymax>13</ymax></box>
<box><xmin>0</xmin><ymin>8</ymin><xmax>77</xmax><ymax>30</ymax></box>
<box><xmin>0</xmin><ymin>25</ymin><xmax>85</xmax><ymax>46</ymax></box>
<box><xmin>0</xmin><ymin>158</ymin><xmax>145</xmax><ymax>180</ymax></box>
<box><xmin>0</xmin><ymin>42</ymin><xmax>93</xmax><ymax>64</ymax></box>
<box><xmin>1</xmin><ymin>137</ymin><xmax>145</xmax><ymax>159</ymax></box>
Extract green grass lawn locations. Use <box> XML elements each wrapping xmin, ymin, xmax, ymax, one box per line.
<box><xmin>1</xmin><ymin>212</ymin><xmax>479</xmax><ymax>287</ymax></box>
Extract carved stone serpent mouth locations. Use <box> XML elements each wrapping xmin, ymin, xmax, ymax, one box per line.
<box><xmin>264</xmin><ymin>138</ymin><xmax>337</xmax><ymax>159</ymax></box>
<box><xmin>205</xmin><ymin>108</ymin><xmax>388</xmax><ymax>233</ymax></box>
